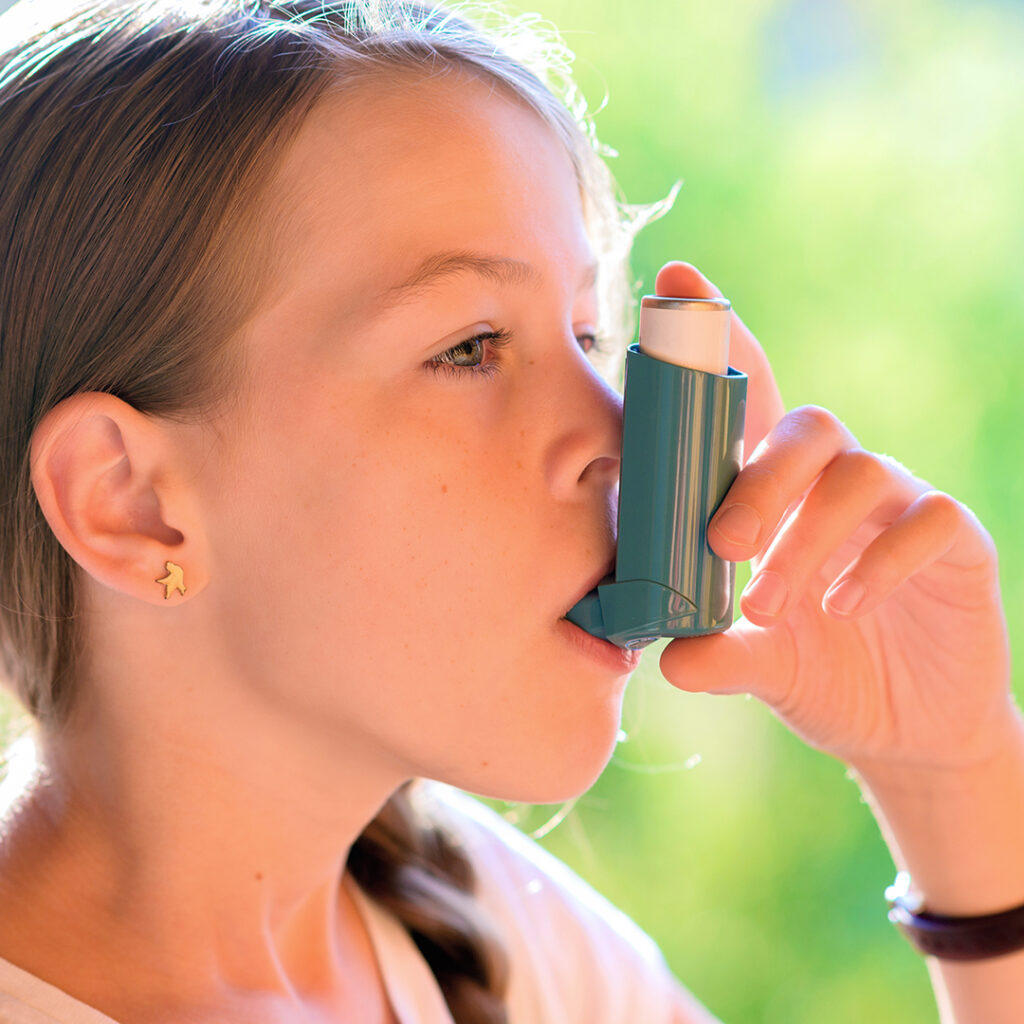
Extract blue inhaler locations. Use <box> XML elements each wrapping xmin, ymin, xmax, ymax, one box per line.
<box><xmin>566</xmin><ymin>296</ymin><xmax>747</xmax><ymax>649</ymax></box>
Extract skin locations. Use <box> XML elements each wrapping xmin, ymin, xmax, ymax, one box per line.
<box><xmin>665</xmin><ymin>261</ymin><xmax>1024</xmax><ymax>1022</ymax></box>
<box><xmin>0</xmin><ymin>65</ymin><xmax>1019</xmax><ymax>1024</ymax></box>
<box><xmin>0</xmin><ymin>71</ymin><xmax>644</xmax><ymax>1024</ymax></box>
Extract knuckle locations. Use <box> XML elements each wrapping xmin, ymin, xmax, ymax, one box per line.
<box><xmin>788</xmin><ymin>404</ymin><xmax>844</xmax><ymax>439</ymax></box>
<box><xmin>915</xmin><ymin>491</ymin><xmax>1000</xmax><ymax>570</ymax></box>
<box><xmin>916</xmin><ymin>489</ymin><xmax>964</xmax><ymax>528</ymax></box>
<box><xmin>836</xmin><ymin>448</ymin><xmax>891</xmax><ymax>490</ymax></box>
<box><xmin>957</xmin><ymin>499</ymin><xmax>998</xmax><ymax>555</ymax></box>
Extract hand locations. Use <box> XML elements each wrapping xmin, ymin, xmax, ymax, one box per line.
<box><xmin>655</xmin><ymin>262</ymin><xmax>1018</xmax><ymax>773</ymax></box>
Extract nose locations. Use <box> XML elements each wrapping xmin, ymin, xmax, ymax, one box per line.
<box><xmin>543</xmin><ymin>345</ymin><xmax>623</xmax><ymax>502</ymax></box>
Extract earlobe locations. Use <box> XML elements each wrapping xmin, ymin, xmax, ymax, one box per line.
<box><xmin>29</xmin><ymin>392</ymin><xmax>206</xmax><ymax>606</ymax></box>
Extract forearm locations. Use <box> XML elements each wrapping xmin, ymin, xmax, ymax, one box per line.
<box><xmin>849</xmin><ymin>706</ymin><xmax>1024</xmax><ymax>1024</ymax></box>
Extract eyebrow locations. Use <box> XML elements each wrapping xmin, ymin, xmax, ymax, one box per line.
<box><xmin>373</xmin><ymin>250</ymin><xmax>599</xmax><ymax>313</ymax></box>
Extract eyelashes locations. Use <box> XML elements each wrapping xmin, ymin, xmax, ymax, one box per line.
<box><xmin>426</xmin><ymin>328</ymin><xmax>610</xmax><ymax>381</ymax></box>
<box><xmin>427</xmin><ymin>329</ymin><xmax>513</xmax><ymax>380</ymax></box>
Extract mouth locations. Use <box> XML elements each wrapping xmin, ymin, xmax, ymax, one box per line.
<box><xmin>555</xmin><ymin>614</ymin><xmax>644</xmax><ymax>672</ymax></box>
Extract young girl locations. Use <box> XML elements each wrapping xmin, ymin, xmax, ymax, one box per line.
<box><xmin>0</xmin><ymin>1</ymin><xmax>1020</xmax><ymax>1022</ymax></box>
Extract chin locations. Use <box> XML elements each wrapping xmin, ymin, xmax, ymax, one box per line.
<box><xmin>455</xmin><ymin>723</ymin><xmax>621</xmax><ymax>806</ymax></box>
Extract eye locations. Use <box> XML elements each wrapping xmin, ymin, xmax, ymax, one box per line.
<box><xmin>425</xmin><ymin>325</ymin><xmax>611</xmax><ymax>381</ymax></box>
<box><xmin>443</xmin><ymin>336</ymin><xmax>485</xmax><ymax>367</ymax></box>
<box><xmin>577</xmin><ymin>330</ymin><xmax>612</xmax><ymax>357</ymax></box>
<box><xmin>426</xmin><ymin>329</ymin><xmax>512</xmax><ymax>379</ymax></box>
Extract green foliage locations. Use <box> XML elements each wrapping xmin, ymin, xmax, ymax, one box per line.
<box><xmin>477</xmin><ymin>0</ymin><xmax>1024</xmax><ymax>1020</ymax></box>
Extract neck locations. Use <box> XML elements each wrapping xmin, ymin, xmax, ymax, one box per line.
<box><xmin>0</xmin><ymin>691</ymin><xmax>409</xmax><ymax>1021</ymax></box>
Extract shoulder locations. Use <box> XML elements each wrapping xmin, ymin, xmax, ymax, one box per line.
<box><xmin>418</xmin><ymin>781</ymin><xmax>718</xmax><ymax>1024</ymax></box>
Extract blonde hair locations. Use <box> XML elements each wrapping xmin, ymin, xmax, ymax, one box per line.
<box><xmin>0</xmin><ymin>1</ymin><xmax>673</xmax><ymax>1020</ymax></box>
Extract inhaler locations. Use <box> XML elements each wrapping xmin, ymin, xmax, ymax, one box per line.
<box><xmin>566</xmin><ymin>296</ymin><xmax>747</xmax><ymax>649</ymax></box>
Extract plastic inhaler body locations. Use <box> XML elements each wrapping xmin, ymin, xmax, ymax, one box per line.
<box><xmin>566</xmin><ymin>296</ymin><xmax>747</xmax><ymax>649</ymax></box>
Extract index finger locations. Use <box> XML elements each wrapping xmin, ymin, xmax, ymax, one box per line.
<box><xmin>653</xmin><ymin>261</ymin><xmax>786</xmax><ymax>459</ymax></box>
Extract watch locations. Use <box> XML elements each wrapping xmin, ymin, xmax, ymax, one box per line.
<box><xmin>885</xmin><ymin>870</ymin><xmax>1024</xmax><ymax>961</ymax></box>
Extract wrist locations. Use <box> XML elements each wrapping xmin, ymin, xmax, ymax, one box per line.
<box><xmin>850</xmin><ymin>705</ymin><xmax>1024</xmax><ymax>917</ymax></box>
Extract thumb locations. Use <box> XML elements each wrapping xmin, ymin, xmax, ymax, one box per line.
<box><xmin>659</xmin><ymin>617</ymin><xmax>796</xmax><ymax>703</ymax></box>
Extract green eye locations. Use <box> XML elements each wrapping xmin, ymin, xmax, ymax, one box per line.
<box><xmin>424</xmin><ymin>326</ymin><xmax>607</xmax><ymax>382</ymax></box>
<box><xmin>440</xmin><ymin>337</ymin><xmax>485</xmax><ymax>368</ymax></box>
<box><xmin>427</xmin><ymin>329</ymin><xmax>513</xmax><ymax>380</ymax></box>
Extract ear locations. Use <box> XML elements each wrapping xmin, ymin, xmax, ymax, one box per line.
<box><xmin>29</xmin><ymin>392</ymin><xmax>208</xmax><ymax>606</ymax></box>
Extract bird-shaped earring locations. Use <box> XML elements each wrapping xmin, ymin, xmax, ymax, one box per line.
<box><xmin>156</xmin><ymin>561</ymin><xmax>186</xmax><ymax>600</ymax></box>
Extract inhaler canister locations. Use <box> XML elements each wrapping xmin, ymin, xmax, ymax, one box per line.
<box><xmin>565</xmin><ymin>295</ymin><xmax>747</xmax><ymax>649</ymax></box>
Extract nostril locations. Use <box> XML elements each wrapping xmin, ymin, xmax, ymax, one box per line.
<box><xmin>579</xmin><ymin>454</ymin><xmax>620</xmax><ymax>486</ymax></box>
<box><xmin>543</xmin><ymin>359</ymin><xmax>623</xmax><ymax>498</ymax></box>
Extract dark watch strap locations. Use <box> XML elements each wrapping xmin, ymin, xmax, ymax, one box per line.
<box><xmin>886</xmin><ymin>872</ymin><xmax>1024</xmax><ymax>961</ymax></box>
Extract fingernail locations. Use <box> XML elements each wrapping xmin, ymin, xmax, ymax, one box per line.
<box><xmin>825</xmin><ymin>577</ymin><xmax>865</xmax><ymax>615</ymax></box>
<box><xmin>743</xmin><ymin>571</ymin><xmax>787</xmax><ymax>616</ymax></box>
<box><xmin>713</xmin><ymin>503</ymin><xmax>762</xmax><ymax>546</ymax></box>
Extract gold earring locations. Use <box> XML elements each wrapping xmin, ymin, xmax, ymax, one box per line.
<box><xmin>156</xmin><ymin>561</ymin><xmax>186</xmax><ymax>600</ymax></box>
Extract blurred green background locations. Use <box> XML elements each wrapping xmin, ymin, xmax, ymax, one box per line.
<box><xmin>0</xmin><ymin>0</ymin><xmax>1020</xmax><ymax>1021</ymax></box>
<box><xmin>473</xmin><ymin>0</ymin><xmax>1024</xmax><ymax>1021</ymax></box>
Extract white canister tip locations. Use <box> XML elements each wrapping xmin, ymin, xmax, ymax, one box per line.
<box><xmin>638</xmin><ymin>296</ymin><xmax>731</xmax><ymax>375</ymax></box>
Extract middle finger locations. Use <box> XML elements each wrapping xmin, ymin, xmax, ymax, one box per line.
<box><xmin>740</xmin><ymin>448</ymin><xmax>928</xmax><ymax>623</ymax></box>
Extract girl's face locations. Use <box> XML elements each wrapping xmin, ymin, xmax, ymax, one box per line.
<box><xmin>200</xmin><ymin>70</ymin><xmax>640</xmax><ymax>803</ymax></box>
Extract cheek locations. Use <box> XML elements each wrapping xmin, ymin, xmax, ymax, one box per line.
<box><xmin>211</xmin><ymin>391</ymin><xmax>539</xmax><ymax>653</ymax></box>
<box><xmin>200</xmin><ymin>395</ymin><xmax>627</xmax><ymax>794</ymax></box>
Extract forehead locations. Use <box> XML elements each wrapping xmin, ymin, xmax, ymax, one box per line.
<box><xmin>262</xmin><ymin>69</ymin><xmax>591</xmax><ymax>315</ymax></box>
